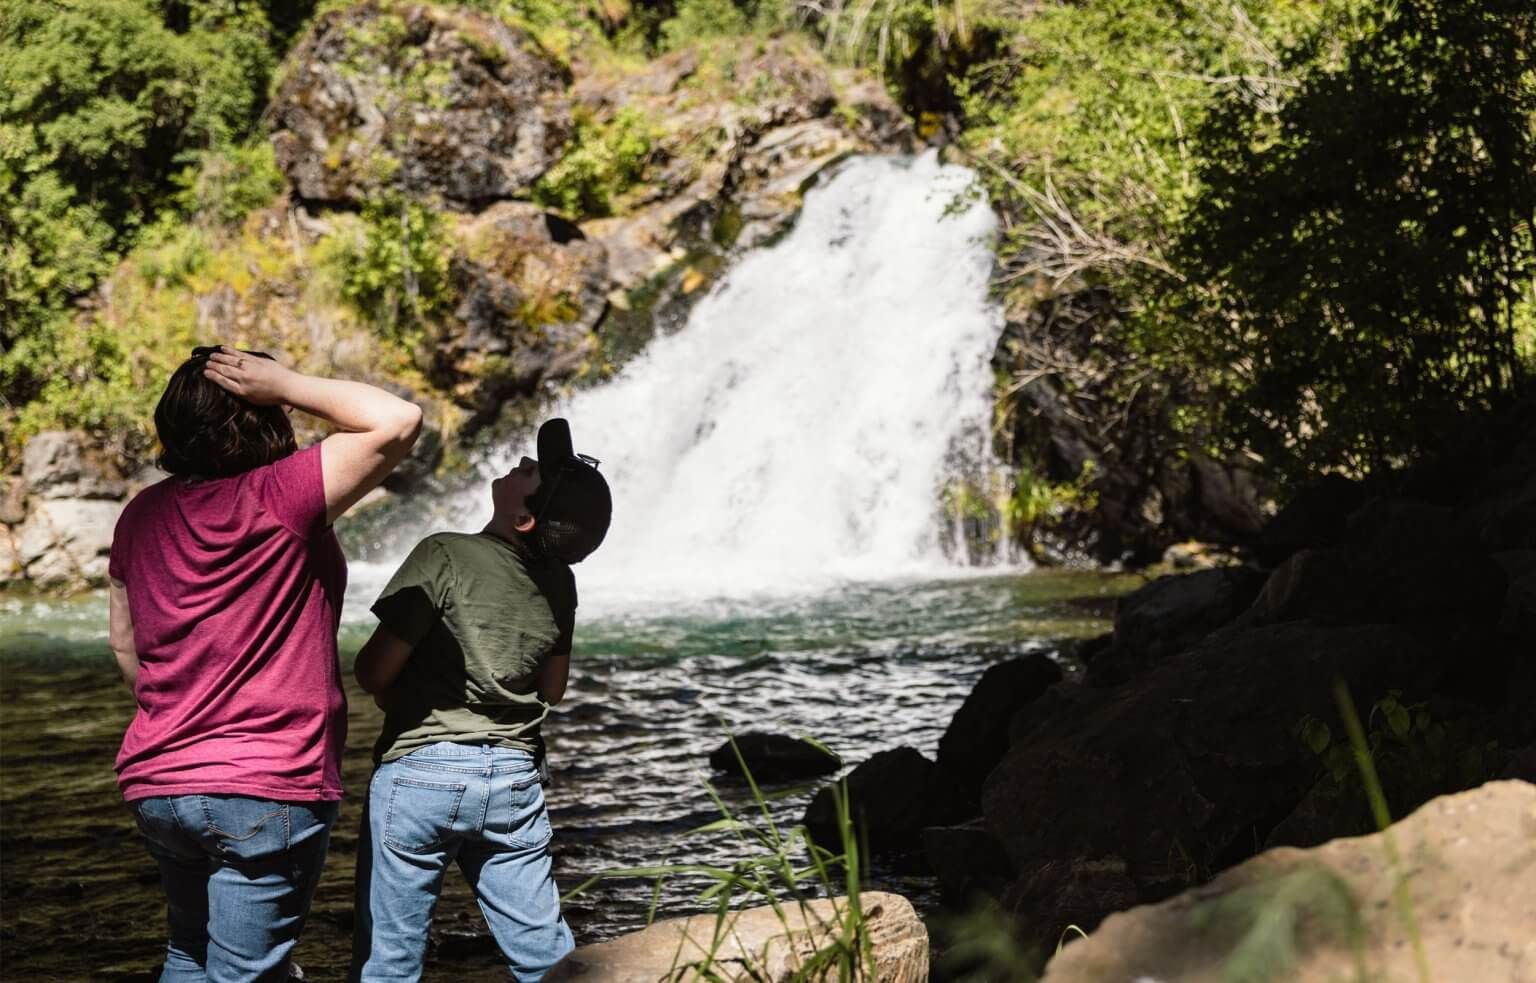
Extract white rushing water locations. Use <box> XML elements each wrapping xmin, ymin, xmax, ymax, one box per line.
<box><xmin>361</xmin><ymin>151</ymin><xmax>1018</xmax><ymax>610</ymax></box>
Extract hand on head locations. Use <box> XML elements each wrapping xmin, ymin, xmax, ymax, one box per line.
<box><xmin>201</xmin><ymin>346</ymin><xmax>294</xmax><ymax>407</ymax></box>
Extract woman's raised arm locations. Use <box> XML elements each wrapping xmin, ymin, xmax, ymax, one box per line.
<box><xmin>203</xmin><ymin>347</ymin><xmax>422</xmax><ymax>525</ymax></box>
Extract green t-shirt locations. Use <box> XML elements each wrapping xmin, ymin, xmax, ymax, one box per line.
<box><xmin>369</xmin><ymin>531</ymin><xmax>576</xmax><ymax>763</ymax></box>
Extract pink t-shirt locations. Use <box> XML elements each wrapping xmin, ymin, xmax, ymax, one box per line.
<box><xmin>109</xmin><ymin>444</ymin><xmax>348</xmax><ymax>802</ymax></box>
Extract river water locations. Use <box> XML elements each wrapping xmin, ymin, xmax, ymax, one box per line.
<box><xmin>0</xmin><ymin>572</ymin><xmax>1134</xmax><ymax>979</ymax></box>
<box><xmin>2</xmin><ymin>153</ymin><xmax>1139</xmax><ymax>978</ymax></box>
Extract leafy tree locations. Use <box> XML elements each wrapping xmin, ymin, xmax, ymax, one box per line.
<box><xmin>1</xmin><ymin>0</ymin><xmax>284</xmax><ymax>443</ymax></box>
<box><xmin>1177</xmin><ymin>0</ymin><xmax>1536</xmax><ymax>479</ymax></box>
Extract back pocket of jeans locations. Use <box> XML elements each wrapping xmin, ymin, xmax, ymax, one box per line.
<box><xmin>383</xmin><ymin>777</ymin><xmax>467</xmax><ymax>854</ymax></box>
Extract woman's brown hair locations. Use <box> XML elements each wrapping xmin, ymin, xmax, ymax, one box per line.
<box><xmin>155</xmin><ymin>348</ymin><xmax>297</xmax><ymax>478</ymax></box>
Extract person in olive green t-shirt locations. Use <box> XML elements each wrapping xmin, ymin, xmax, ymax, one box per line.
<box><xmin>349</xmin><ymin>419</ymin><xmax>611</xmax><ymax>983</ymax></box>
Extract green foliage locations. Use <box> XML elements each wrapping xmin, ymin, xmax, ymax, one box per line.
<box><xmin>958</xmin><ymin>0</ymin><xmax>1315</xmax><ymax>268</ymax></box>
<box><xmin>1006</xmin><ymin>459</ymin><xmax>1097</xmax><ymax>538</ymax></box>
<box><xmin>958</xmin><ymin>0</ymin><xmax>1322</xmax><ymax>487</ymax></box>
<box><xmin>660</xmin><ymin>0</ymin><xmax>748</xmax><ymax>51</ymax></box>
<box><xmin>1188</xmin><ymin>864</ymin><xmax>1365</xmax><ymax>983</ymax></box>
<box><xmin>336</xmin><ymin>196</ymin><xmax>454</xmax><ymax>346</ymax></box>
<box><xmin>173</xmin><ymin>140</ymin><xmax>286</xmax><ymax>229</ymax></box>
<box><xmin>1294</xmin><ymin>690</ymin><xmax>1500</xmax><ymax>804</ymax></box>
<box><xmin>4</xmin><ymin>282</ymin><xmax>201</xmax><ymax>467</ymax></box>
<box><xmin>134</xmin><ymin>222</ymin><xmax>212</xmax><ymax>288</ymax></box>
<box><xmin>0</xmin><ymin>0</ymin><xmax>277</xmax><ymax>238</ymax></box>
<box><xmin>1</xmin><ymin>0</ymin><xmax>288</xmax><ymax>431</ymax></box>
<box><xmin>1175</xmin><ymin>0</ymin><xmax>1536</xmax><ymax>480</ymax></box>
<box><xmin>534</xmin><ymin>106</ymin><xmax>659</xmax><ymax>218</ymax></box>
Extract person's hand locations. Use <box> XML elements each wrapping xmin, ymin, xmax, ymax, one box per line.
<box><xmin>203</xmin><ymin>346</ymin><xmax>296</xmax><ymax>407</ymax></box>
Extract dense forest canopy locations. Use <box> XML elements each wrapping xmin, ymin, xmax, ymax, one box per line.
<box><xmin>2</xmin><ymin>0</ymin><xmax>1532</xmax><ymax>495</ymax></box>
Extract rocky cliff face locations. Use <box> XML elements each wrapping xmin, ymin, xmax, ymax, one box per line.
<box><xmin>270</xmin><ymin>3</ymin><xmax>574</xmax><ymax>208</ymax></box>
<box><xmin>1</xmin><ymin>3</ymin><xmax>911</xmax><ymax>593</ymax></box>
<box><xmin>265</xmin><ymin>3</ymin><xmax>911</xmax><ymax>431</ymax></box>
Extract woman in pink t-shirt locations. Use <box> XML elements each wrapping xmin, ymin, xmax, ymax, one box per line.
<box><xmin>108</xmin><ymin>346</ymin><xmax>421</xmax><ymax>982</ymax></box>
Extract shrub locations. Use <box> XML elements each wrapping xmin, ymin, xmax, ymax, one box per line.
<box><xmin>534</xmin><ymin>106</ymin><xmax>659</xmax><ymax>218</ymax></box>
<box><xmin>337</xmin><ymin>196</ymin><xmax>454</xmax><ymax>345</ymax></box>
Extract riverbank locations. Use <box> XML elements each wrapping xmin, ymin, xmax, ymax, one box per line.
<box><xmin>877</xmin><ymin>393</ymin><xmax>1536</xmax><ymax>976</ymax></box>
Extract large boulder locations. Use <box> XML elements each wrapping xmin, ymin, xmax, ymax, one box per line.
<box><xmin>981</xmin><ymin>622</ymin><xmax>1453</xmax><ymax>941</ymax></box>
<box><xmin>803</xmin><ymin>747</ymin><xmax>963</xmax><ymax>864</ymax></box>
<box><xmin>921</xmin><ymin>819</ymin><xmax>1018</xmax><ymax>907</ymax></box>
<box><xmin>270</xmin><ymin>3</ymin><xmax>571</xmax><ymax>207</ymax></box>
<box><xmin>16</xmin><ymin>499</ymin><xmax>122</xmax><ymax>588</ymax></box>
<box><xmin>545</xmin><ymin>892</ymin><xmax>928</xmax><ymax>982</ymax></box>
<box><xmin>1250</xmin><ymin>474</ymin><xmax>1369</xmax><ymax>566</ymax></box>
<box><xmin>1242</xmin><ymin>546</ymin><xmax>1508</xmax><ymax>629</ymax></box>
<box><xmin>1042</xmin><ymin>781</ymin><xmax>1536</xmax><ymax>983</ymax></box>
<box><xmin>935</xmin><ymin>653</ymin><xmax>1062</xmax><ymax>814</ymax></box>
<box><xmin>1097</xmin><ymin>567</ymin><xmax>1266</xmax><ymax>684</ymax></box>
<box><xmin>21</xmin><ymin>431</ymin><xmax>125</xmax><ymax>500</ymax></box>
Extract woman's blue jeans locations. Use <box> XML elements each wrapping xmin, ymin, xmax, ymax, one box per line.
<box><xmin>350</xmin><ymin>742</ymin><xmax>574</xmax><ymax>982</ymax></box>
<box><xmin>130</xmin><ymin>794</ymin><xmax>338</xmax><ymax>982</ymax></box>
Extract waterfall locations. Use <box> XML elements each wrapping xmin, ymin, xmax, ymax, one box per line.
<box><xmin>364</xmin><ymin>151</ymin><xmax>1018</xmax><ymax>609</ymax></box>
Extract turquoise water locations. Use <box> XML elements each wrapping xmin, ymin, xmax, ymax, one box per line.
<box><xmin>0</xmin><ymin>570</ymin><xmax>1134</xmax><ymax>980</ymax></box>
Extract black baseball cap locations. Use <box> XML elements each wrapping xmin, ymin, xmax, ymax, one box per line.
<box><xmin>529</xmin><ymin>418</ymin><xmax>611</xmax><ymax>564</ymax></box>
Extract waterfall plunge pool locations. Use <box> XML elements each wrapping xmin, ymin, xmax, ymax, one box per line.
<box><xmin>0</xmin><ymin>570</ymin><xmax>1140</xmax><ymax>979</ymax></box>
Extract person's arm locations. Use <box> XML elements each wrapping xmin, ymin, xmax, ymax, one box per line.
<box><xmin>202</xmin><ymin>347</ymin><xmax>423</xmax><ymax>525</ymax></box>
<box><xmin>536</xmin><ymin>651</ymin><xmax>570</xmax><ymax>705</ymax></box>
<box><xmin>354</xmin><ymin>626</ymin><xmax>416</xmax><ymax>695</ymax></box>
<box><xmin>108</xmin><ymin>578</ymin><xmax>139</xmax><ymax>689</ymax></box>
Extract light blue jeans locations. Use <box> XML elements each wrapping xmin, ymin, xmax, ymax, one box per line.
<box><xmin>130</xmin><ymin>794</ymin><xmax>338</xmax><ymax>982</ymax></box>
<box><xmin>350</xmin><ymin>742</ymin><xmax>574</xmax><ymax>981</ymax></box>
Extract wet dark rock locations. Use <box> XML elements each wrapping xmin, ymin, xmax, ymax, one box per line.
<box><xmin>706</xmin><ymin>733</ymin><xmax>842</xmax><ymax>782</ymax></box>
<box><xmin>935</xmin><ymin>653</ymin><xmax>1062</xmax><ymax>815</ymax></box>
<box><xmin>803</xmin><ymin>746</ymin><xmax>963</xmax><ymax>864</ymax></box>
<box><xmin>1500</xmin><ymin>744</ymin><xmax>1536</xmax><ymax>781</ymax></box>
<box><xmin>922</xmin><ymin>819</ymin><xmax>1017</xmax><ymax>906</ymax></box>
<box><xmin>271</xmin><ymin>3</ymin><xmax>571</xmax><ymax>208</ymax></box>
<box><xmin>431</xmin><ymin>201</ymin><xmax>608</xmax><ymax>422</ymax></box>
<box><xmin>982</xmin><ymin>622</ymin><xmax>1446</xmax><ymax>943</ymax></box>
<box><xmin>1500</xmin><ymin>560</ymin><xmax>1536</xmax><ymax>645</ymax></box>
<box><xmin>1003</xmin><ymin>855</ymin><xmax>1139</xmax><ymax>939</ymax></box>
